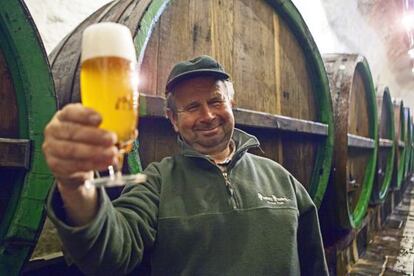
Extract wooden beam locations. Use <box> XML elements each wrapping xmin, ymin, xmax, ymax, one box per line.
<box><xmin>347</xmin><ymin>134</ymin><xmax>375</xmax><ymax>149</ymax></box>
<box><xmin>233</xmin><ymin>108</ymin><xmax>328</xmax><ymax>136</ymax></box>
<box><xmin>0</xmin><ymin>138</ymin><xmax>31</xmax><ymax>169</ymax></box>
<box><xmin>139</xmin><ymin>94</ymin><xmax>165</xmax><ymax>117</ymax></box>
<box><xmin>398</xmin><ymin>141</ymin><xmax>405</xmax><ymax>148</ymax></box>
<box><xmin>379</xmin><ymin>138</ymin><xmax>394</xmax><ymax>148</ymax></box>
<box><xmin>139</xmin><ymin>95</ymin><xmax>329</xmax><ymax>137</ymax></box>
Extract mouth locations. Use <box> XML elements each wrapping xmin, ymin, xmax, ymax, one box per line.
<box><xmin>195</xmin><ymin>125</ymin><xmax>221</xmax><ymax>136</ymax></box>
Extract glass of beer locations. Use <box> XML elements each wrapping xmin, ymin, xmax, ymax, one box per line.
<box><xmin>80</xmin><ymin>22</ymin><xmax>146</xmax><ymax>187</ymax></box>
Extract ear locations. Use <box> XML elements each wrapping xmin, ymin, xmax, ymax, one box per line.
<box><xmin>166</xmin><ymin>109</ymin><xmax>179</xmax><ymax>132</ymax></box>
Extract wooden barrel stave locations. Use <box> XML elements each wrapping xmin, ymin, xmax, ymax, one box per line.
<box><xmin>0</xmin><ymin>44</ymin><xmax>22</xmax><ymax>226</ymax></box>
<box><xmin>371</xmin><ymin>87</ymin><xmax>395</xmax><ymax>204</ymax></box>
<box><xmin>49</xmin><ymin>0</ymin><xmax>147</xmax><ymax>107</ymax></box>
<box><xmin>391</xmin><ymin>100</ymin><xmax>405</xmax><ymax>190</ymax></box>
<box><xmin>50</xmin><ymin>0</ymin><xmax>334</xmax><ymax>207</ymax></box>
<box><xmin>0</xmin><ymin>1</ymin><xmax>56</xmax><ymax>274</ymax></box>
<box><xmin>322</xmin><ymin>54</ymin><xmax>378</xmax><ymax>229</ymax></box>
<box><xmin>402</xmin><ymin>107</ymin><xmax>411</xmax><ymax>180</ymax></box>
<box><xmin>140</xmin><ymin>0</ymin><xmax>333</xmax><ymax>206</ymax></box>
<box><xmin>410</xmin><ymin>122</ymin><xmax>414</xmax><ymax>174</ymax></box>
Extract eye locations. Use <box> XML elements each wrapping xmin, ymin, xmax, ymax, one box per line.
<box><xmin>209</xmin><ymin>98</ymin><xmax>225</xmax><ymax>108</ymax></box>
<box><xmin>184</xmin><ymin>103</ymin><xmax>200</xmax><ymax>113</ymax></box>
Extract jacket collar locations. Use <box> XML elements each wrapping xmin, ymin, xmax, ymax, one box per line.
<box><xmin>178</xmin><ymin>128</ymin><xmax>260</xmax><ymax>163</ymax></box>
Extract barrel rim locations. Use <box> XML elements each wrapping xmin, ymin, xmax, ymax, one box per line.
<box><xmin>349</xmin><ymin>56</ymin><xmax>378</xmax><ymax>228</ymax></box>
<box><xmin>373</xmin><ymin>87</ymin><xmax>395</xmax><ymax>203</ymax></box>
<box><xmin>266</xmin><ymin>0</ymin><xmax>334</xmax><ymax>208</ymax></box>
<box><xmin>403</xmin><ymin>107</ymin><xmax>411</xmax><ymax>180</ymax></box>
<box><xmin>410</xmin><ymin>121</ymin><xmax>414</xmax><ymax>173</ymax></box>
<box><xmin>394</xmin><ymin>100</ymin><xmax>406</xmax><ymax>190</ymax></box>
<box><xmin>323</xmin><ymin>54</ymin><xmax>378</xmax><ymax>229</ymax></box>
<box><xmin>0</xmin><ymin>1</ymin><xmax>56</xmax><ymax>273</ymax></box>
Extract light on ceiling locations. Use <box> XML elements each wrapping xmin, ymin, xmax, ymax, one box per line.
<box><xmin>408</xmin><ymin>48</ymin><xmax>414</xmax><ymax>58</ymax></box>
<box><xmin>402</xmin><ymin>12</ymin><xmax>414</xmax><ymax>29</ymax></box>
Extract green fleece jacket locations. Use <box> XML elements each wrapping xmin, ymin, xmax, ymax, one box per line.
<box><xmin>47</xmin><ymin>129</ymin><xmax>329</xmax><ymax>275</ymax></box>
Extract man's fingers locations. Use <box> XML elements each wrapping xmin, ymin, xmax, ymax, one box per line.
<box><xmin>45</xmin><ymin>120</ymin><xmax>117</xmax><ymax>146</ymax></box>
<box><xmin>42</xmin><ymin>103</ymin><xmax>122</xmax><ymax>187</ymax></box>
<box><xmin>57</xmin><ymin>103</ymin><xmax>102</xmax><ymax>126</ymax></box>
<box><xmin>43</xmin><ymin>139</ymin><xmax>118</xmax><ymax>161</ymax></box>
<box><xmin>46</xmin><ymin>155</ymin><xmax>116</xmax><ymax>177</ymax></box>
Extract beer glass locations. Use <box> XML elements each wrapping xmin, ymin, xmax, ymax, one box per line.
<box><xmin>80</xmin><ymin>22</ymin><xmax>146</xmax><ymax>187</ymax></box>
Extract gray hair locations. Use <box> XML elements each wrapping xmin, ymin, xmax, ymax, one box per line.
<box><xmin>165</xmin><ymin>79</ymin><xmax>234</xmax><ymax>114</ymax></box>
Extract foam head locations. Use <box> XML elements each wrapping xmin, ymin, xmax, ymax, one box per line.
<box><xmin>81</xmin><ymin>22</ymin><xmax>137</xmax><ymax>63</ymax></box>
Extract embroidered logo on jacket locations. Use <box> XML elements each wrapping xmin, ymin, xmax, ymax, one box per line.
<box><xmin>257</xmin><ymin>192</ymin><xmax>290</xmax><ymax>205</ymax></box>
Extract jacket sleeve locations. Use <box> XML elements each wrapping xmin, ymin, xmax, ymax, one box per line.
<box><xmin>291</xmin><ymin>175</ymin><xmax>329</xmax><ymax>276</ymax></box>
<box><xmin>46</xmin><ymin>163</ymin><xmax>162</xmax><ymax>275</ymax></box>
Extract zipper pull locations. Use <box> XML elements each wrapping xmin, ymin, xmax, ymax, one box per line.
<box><xmin>223</xmin><ymin>172</ymin><xmax>237</xmax><ymax>209</ymax></box>
<box><xmin>223</xmin><ymin>172</ymin><xmax>235</xmax><ymax>197</ymax></box>
<box><xmin>226</xmin><ymin>181</ymin><xmax>234</xmax><ymax>197</ymax></box>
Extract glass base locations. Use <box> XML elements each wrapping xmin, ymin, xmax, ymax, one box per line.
<box><xmin>85</xmin><ymin>173</ymin><xmax>147</xmax><ymax>188</ymax></box>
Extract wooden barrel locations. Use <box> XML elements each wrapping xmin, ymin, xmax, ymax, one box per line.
<box><xmin>322</xmin><ymin>54</ymin><xmax>378</xmax><ymax>229</ymax></box>
<box><xmin>49</xmin><ymin>0</ymin><xmax>334</xmax><ymax>206</ymax></box>
<box><xmin>371</xmin><ymin>87</ymin><xmax>395</xmax><ymax>204</ymax></box>
<box><xmin>410</xmin><ymin>121</ymin><xmax>414</xmax><ymax>174</ymax></box>
<box><xmin>0</xmin><ymin>1</ymin><xmax>56</xmax><ymax>274</ymax></box>
<box><xmin>403</xmin><ymin>107</ymin><xmax>411</xmax><ymax>180</ymax></box>
<box><xmin>412</xmin><ymin>120</ymin><xmax>414</xmax><ymax>175</ymax></box>
<box><xmin>391</xmin><ymin>100</ymin><xmax>406</xmax><ymax>190</ymax></box>
<box><xmin>408</xmin><ymin>120</ymin><xmax>413</xmax><ymax>178</ymax></box>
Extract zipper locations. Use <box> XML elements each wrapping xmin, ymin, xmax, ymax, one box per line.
<box><xmin>222</xmin><ymin>171</ymin><xmax>240</xmax><ymax>209</ymax></box>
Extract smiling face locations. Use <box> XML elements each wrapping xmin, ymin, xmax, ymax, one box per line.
<box><xmin>167</xmin><ymin>76</ymin><xmax>235</xmax><ymax>156</ymax></box>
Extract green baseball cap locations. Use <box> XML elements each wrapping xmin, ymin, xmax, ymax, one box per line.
<box><xmin>165</xmin><ymin>55</ymin><xmax>231</xmax><ymax>94</ymax></box>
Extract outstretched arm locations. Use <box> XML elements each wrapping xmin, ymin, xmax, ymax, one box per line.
<box><xmin>42</xmin><ymin>103</ymin><xmax>118</xmax><ymax>225</ymax></box>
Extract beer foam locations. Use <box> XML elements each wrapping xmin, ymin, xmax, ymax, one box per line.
<box><xmin>81</xmin><ymin>22</ymin><xmax>137</xmax><ymax>63</ymax></box>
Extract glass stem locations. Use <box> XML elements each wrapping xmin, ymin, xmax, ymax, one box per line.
<box><xmin>114</xmin><ymin>150</ymin><xmax>125</xmax><ymax>179</ymax></box>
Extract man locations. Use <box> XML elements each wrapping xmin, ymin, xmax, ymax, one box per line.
<box><xmin>43</xmin><ymin>55</ymin><xmax>329</xmax><ymax>275</ymax></box>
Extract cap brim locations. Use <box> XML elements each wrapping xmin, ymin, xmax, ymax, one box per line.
<box><xmin>166</xmin><ymin>69</ymin><xmax>230</xmax><ymax>91</ymax></box>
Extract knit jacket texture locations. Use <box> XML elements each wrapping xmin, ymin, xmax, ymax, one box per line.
<box><xmin>47</xmin><ymin>128</ymin><xmax>329</xmax><ymax>275</ymax></box>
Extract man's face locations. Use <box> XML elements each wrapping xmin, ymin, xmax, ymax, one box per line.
<box><xmin>167</xmin><ymin>76</ymin><xmax>235</xmax><ymax>156</ymax></box>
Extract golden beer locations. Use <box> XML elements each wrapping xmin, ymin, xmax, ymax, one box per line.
<box><xmin>80</xmin><ymin>22</ymin><xmax>138</xmax><ymax>148</ymax></box>
<box><xmin>81</xmin><ymin>22</ymin><xmax>146</xmax><ymax>187</ymax></box>
<box><xmin>81</xmin><ymin>56</ymin><xmax>138</xmax><ymax>145</ymax></box>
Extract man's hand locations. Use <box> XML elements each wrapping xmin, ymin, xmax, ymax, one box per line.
<box><xmin>42</xmin><ymin>103</ymin><xmax>118</xmax><ymax>225</ymax></box>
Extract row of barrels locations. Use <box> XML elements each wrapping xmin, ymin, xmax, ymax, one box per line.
<box><xmin>0</xmin><ymin>0</ymin><xmax>413</xmax><ymax>274</ymax></box>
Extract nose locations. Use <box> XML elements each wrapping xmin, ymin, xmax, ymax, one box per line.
<box><xmin>198</xmin><ymin>104</ymin><xmax>215</xmax><ymax>121</ymax></box>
